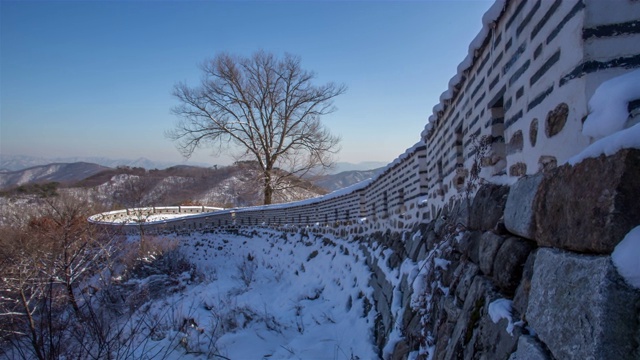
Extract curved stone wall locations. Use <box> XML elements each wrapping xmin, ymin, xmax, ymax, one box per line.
<box><xmin>90</xmin><ymin>0</ymin><xmax>640</xmax><ymax>235</ymax></box>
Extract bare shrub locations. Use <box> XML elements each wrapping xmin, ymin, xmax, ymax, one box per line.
<box><xmin>236</xmin><ymin>253</ymin><xmax>258</xmax><ymax>287</ymax></box>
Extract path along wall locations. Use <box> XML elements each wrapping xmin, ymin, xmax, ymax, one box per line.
<box><xmin>89</xmin><ymin>0</ymin><xmax>640</xmax><ymax>358</ymax></box>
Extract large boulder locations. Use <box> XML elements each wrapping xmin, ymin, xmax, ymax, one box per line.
<box><xmin>504</xmin><ymin>173</ymin><xmax>544</xmax><ymax>240</ymax></box>
<box><xmin>527</xmin><ymin>248</ymin><xmax>640</xmax><ymax>360</ymax></box>
<box><xmin>534</xmin><ymin>149</ymin><xmax>640</xmax><ymax>253</ymax></box>
<box><xmin>469</xmin><ymin>184</ymin><xmax>509</xmax><ymax>231</ymax></box>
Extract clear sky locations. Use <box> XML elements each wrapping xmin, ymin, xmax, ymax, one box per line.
<box><xmin>1</xmin><ymin>0</ymin><xmax>492</xmax><ymax>167</ymax></box>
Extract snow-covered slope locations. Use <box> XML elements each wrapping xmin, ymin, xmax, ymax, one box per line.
<box><xmin>122</xmin><ymin>229</ymin><xmax>377</xmax><ymax>359</ymax></box>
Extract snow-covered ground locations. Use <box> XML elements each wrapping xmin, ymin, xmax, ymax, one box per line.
<box><xmin>125</xmin><ymin>229</ymin><xmax>378</xmax><ymax>359</ymax></box>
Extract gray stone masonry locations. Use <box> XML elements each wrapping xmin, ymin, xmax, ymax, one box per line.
<box><xmin>534</xmin><ymin>149</ymin><xmax>640</xmax><ymax>254</ymax></box>
<box><xmin>508</xmin><ymin>336</ymin><xmax>551</xmax><ymax>360</ymax></box>
<box><xmin>527</xmin><ymin>248</ymin><xmax>640</xmax><ymax>360</ymax></box>
<box><xmin>504</xmin><ymin>173</ymin><xmax>544</xmax><ymax>240</ymax></box>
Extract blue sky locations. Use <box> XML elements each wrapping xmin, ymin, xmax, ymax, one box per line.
<box><xmin>1</xmin><ymin>0</ymin><xmax>492</xmax><ymax>167</ymax></box>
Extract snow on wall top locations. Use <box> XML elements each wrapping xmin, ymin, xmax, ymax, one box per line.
<box><xmin>423</xmin><ymin>0</ymin><xmax>507</xmax><ymax>134</ymax></box>
<box><xmin>582</xmin><ymin>69</ymin><xmax>640</xmax><ymax>140</ymax></box>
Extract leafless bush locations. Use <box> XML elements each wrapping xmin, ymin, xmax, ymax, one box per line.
<box><xmin>0</xmin><ymin>196</ymin><xmax>206</xmax><ymax>359</ymax></box>
<box><xmin>236</xmin><ymin>253</ymin><xmax>258</xmax><ymax>288</ymax></box>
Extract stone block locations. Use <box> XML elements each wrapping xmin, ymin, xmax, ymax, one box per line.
<box><xmin>527</xmin><ymin>248</ymin><xmax>640</xmax><ymax>360</ymax></box>
<box><xmin>469</xmin><ymin>184</ymin><xmax>509</xmax><ymax>231</ymax></box>
<box><xmin>455</xmin><ymin>261</ymin><xmax>479</xmax><ymax>302</ymax></box>
<box><xmin>508</xmin><ymin>336</ymin><xmax>551</xmax><ymax>360</ymax></box>
<box><xmin>545</xmin><ymin>102</ymin><xmax>568</xmax><ymax>138</ymax></box>
<box><xmin>512</xmin><ymin>249</ymin><xmax>537</xmax><ymax>319</ymax></box>
<box><xmin>466</xmin><ymin>311</ymin><xmax>522</xmax><ymax>360</ymax></box>
<box><xmin>529</xmin><ymin>118</ymin><xmax>538</xmax><ymax>147</ymax></box>
<box><xmin>507</xmin><ymin>130</ymin><xmax>524</xmax><ymax>155</ymax></box>
<box><xmin>492</xmin><ymin>237</ymin><xmax>536</xmax><ymax>295</ymax></box>
<box><xmin>457</xmin><ymin>230</ymin><xmax>482</xmax><ymax>263</ymax></box>
<box><xmin>406</xmin><ymin>231</ymin><xmax>424</xmax><ymax>262</ymax></box>
<box><xmin>504</xmin><ymin>173</ymin><xmax>544</xmax><ymax>240</ymax></box>
<box><xmin>509</xmin><ymin>162</ymin><xmax>527</xmax><ymax>177</ymax></box>
<box><xmin>534</xmin><ymin>148</ymin><xmax>640</xmax><ymax>254</ymax></box>
<box><xmin>441</xmin><ymin>276</ymin><xmax>496</xmax><ymax>360</ymax></box>
<box><xmin>478</xmin><ymin>231</ymin><xmax>504</xmax><ymax>276</ymax></box>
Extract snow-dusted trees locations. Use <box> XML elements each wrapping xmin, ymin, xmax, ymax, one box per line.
<box><xmin>168</xmin><ymin>51</ymin><xmax>345</xmax><ymax>205</ymax></box>
<box><xmin>0</xmin><ymin>195</ymin><xmax>118</xmax><ymax>359</ymax></box>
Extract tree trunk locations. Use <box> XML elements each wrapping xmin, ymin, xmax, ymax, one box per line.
<box><xmin>263</xmin><ymin>171</ymin><xmax>273</xmax><ymax>205</ymax></box>
<box><xmin>66</xmin><ymin>280</ymin><xmax>81</xmax><ymax>317</ymax></box>
<box><xmin>20</xmin><ymin>289</ymin><xmax>45</xmax><ymax>360</ymax></box>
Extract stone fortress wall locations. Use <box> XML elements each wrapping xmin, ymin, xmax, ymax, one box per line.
<box><xmin>90</xmin><ymin>0</ymin><xmax>640</xmax><ymax>235</ymax></box>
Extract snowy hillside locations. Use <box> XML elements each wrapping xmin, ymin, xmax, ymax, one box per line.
<box><xmin>113</xmin><ymin>229</ymin><xmax>378</xmax><ymax>359</ymax></box>
<box><xmin>0</xmin><ymin>162</ymin><xmax>110</xmax><ymax>189</ymax></box>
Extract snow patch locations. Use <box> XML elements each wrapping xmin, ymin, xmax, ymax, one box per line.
<box><xmin>612</xmin><ymin>225</ymin><xmax>640</xmax><ymax>289</ymax></box>
<box><xmin>488</xmin><ymin>298</ymin><xmax>515</xmax><ymax>335</ymax></box>
<box><xmin>583</xmin><ymin>69</ymin><xmax>640</xmax><ymax>139</ymax></box>
<box><xmin>567</xmin><ymin>122</ymin><xmax>640</xmax><ymax>165</ymax></box>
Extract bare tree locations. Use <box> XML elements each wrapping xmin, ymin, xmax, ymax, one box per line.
<box><xmin>168</xmin><ymin>51</ymin><xmax>345</xmax><ymax>204</ymax></box>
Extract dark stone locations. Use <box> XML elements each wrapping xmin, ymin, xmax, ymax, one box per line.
<box><xmin>434</xmin><ymin>321</ymin><xmax>455</xmax><ymax>360</ymax></box>
<box><xmin>441</xmin><ymin>276</ymin><xmax>496</xmax><ymax>359</ymax></box>
<box><xmin>534</xmin><ymin>149</ymin><xmax>640</xmax><ymax>253</ymax></box>
<box><xmin>390</xmin><ymin>340</ymin><xmax>411</xmax><ymax>360</ymax></box>
<box><xmin>544</xmin><ymin>103</ymin><xmax>569</xmax><ymax>138</ymax></box>
<box><xmin>537</xmin><ymin>155</ymin><xmax>557</xmax><ymax>173</ymax></box>
<box><xmin>505</xmin><ymin>110</ymin><xmax>524</xmax><ymax>129</ymax></box>
<box><xmin>527</xmin><ymin>85</ymin><xmax>554</xmax><ymax>112</ymax></box>
<box><xmin>512</xmin><ymin>249</ymin><xmax>538</xmax><ymax>320</ymax></box>
<box><xmin>509</xmin><ymin>162</ymin><xmax>527</xmax><ymax>177</ymax></box>
<box><xmin>454</xmin><ymin>230</ymin><xmax>482</xmax><ymax>257</ymax></box>
<box><xmin>508</xmin><ymin>60</ymin><xmax>531</xmax><ymax>88</ymax></box>
<box><xmin>465</xmin><ymin>231</ymin><xmax>483</xmax><ymax>265</ymax></box>
<box><xmin>469</xmin><ymin>184</ymin><xmax>509</xmax><ymax>231</ymax></box>
<box><xmin>507</xmin><ymin>130</ymin><xmax>524</xmax><ymax>154</ymax></box>
<box><xmin>455</xmin><ymin>261</ymin><xmax>480</xmax><ymax>302</ymax></box>
<box><xmin>530</xmin><ymin>50</ymin><xmax>561</xmax><ymax>86</ymax></box>
<box><xmin>442</xmin><ymin>275</ymin><xmax>523</xmax><ymax>360</ymax></box>
<box><xmin>529</xmin><ymin>118</ymin><xmax>538</xmax><ymax>147</ymax></box>
<box><xmin>583</xmin><ymin>19</ymin><xmax>640</xmax><ymax>39</ymax></box>
<box><xmin>504</xmin><ymin>173</ymin><xmax>544</xmax><ymax>240</ymax></box>
<box><xmin>560</xmin><ymin>54</ymin><xmax>640</xmax><ymax>86</ymax></box>
<box><xmin>492</xmin><ymin>237</ymin><xmax>536</xmax><ymax>295</ymax></box>
<box><xmin>478</xmin><ymin>232</ymin><xmax>505</xmax><ymax>276</ymax></box>
<box><xmin>527</xmin><ymin>248</ymin><xmax>640</xmax><ymax>360</ymax></box>
<box><xmin>467</xmin><ymin>308</ymin><xmax>523</xmax><ymax>360</ymax></box>
<box><xmin>516</xmin><ymin>0</ymin><xmax>541</xmax><ymax>37</ymax></box>
<box><xmin>508</xmin><ymin>335</ymin><xmax>552</xmax><ymax>360</ymax></box>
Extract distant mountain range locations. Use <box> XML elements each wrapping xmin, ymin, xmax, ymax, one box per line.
<box><xmin>1</xmin><ymin>155</ymin><xmax>387</xmax><ymax>175</ymax></box>
<box><xmin>331</xmin><ymin>161</ymin><xmax>387</xmax><ymax>173</ymax></box>
<box><xmin>0</xmin><ymin>155</ymin><xmax>213</xmax><ymax>172</ymax></box>
<box><xmin>0</xmin><ymin>162</ymin><xmax>111</xmax><ymax>189</ymax></box>
<box><xmin>314</xmin><ymin>168</ymin><xmax>384</xmax><ymax>191</ymax></box>
<box><xmin>0</xmin><ymin>161</ymin><xmax>387</xmax><ymax>207</ymax></box>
